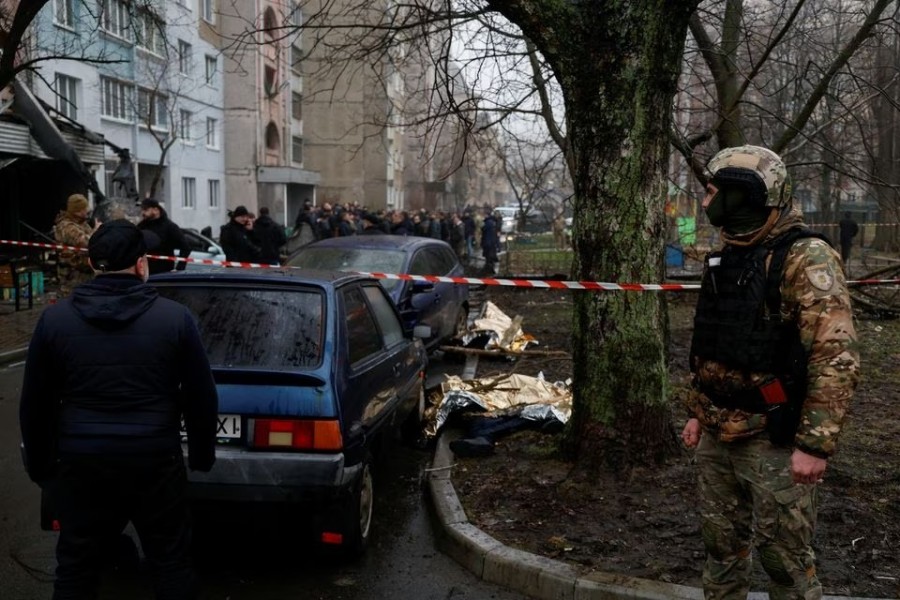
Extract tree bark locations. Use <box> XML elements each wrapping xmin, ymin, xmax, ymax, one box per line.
<box><xmin>487</xmin><ymin>0</ymin><xmax>698</xmax><ymax>470</ymax></box>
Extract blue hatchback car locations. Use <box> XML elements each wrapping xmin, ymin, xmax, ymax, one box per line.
<box><xmin>150</xmin><ymin>267</ymin><xmax>428</xmax><ymax>555</ymax></box>
<box><xmin>285</xmin><ymin>235</ymin><xmax>469</xmax><ymax>352</ymax></box>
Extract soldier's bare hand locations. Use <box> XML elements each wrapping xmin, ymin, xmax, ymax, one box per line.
<box><xmin>681</xmin><ymin>418</ymin><xmax>701</xmax><ymax>448</ymax></box>
<box><xmin>790</xmin><ymin>448</ymin><xmax>827</xmax><ymax>484</ymax></box>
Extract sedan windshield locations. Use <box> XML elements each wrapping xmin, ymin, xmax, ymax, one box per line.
<box><xmin>287</xmin><ymin>247</ymin><xmax>405</xmax><ymax>292</ymax></box>
<box><xmin>157</xmin><ymin>286</ymin><xmax>324</xmax><ymax>369</ymax></box>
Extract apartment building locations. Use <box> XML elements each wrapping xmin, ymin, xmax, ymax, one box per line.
<box><xmin>297</xmin><ymin>0</ymin><xmax>405</xmax><ymax>213</ymax></box>
<box><xmin>218</xmin><ymin>0</ymin><xmax>320</xmax><ymax>230</ymax></box>
<box><xmin>16</xmin><ymin>0</ymin><xmax>226</xmax><ymax>234</ymax></box>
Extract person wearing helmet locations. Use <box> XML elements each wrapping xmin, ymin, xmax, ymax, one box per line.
<box><xmin>680</xmin><ymin>145</ymin><xmax>859</xmax><ymax>599</ymax></box>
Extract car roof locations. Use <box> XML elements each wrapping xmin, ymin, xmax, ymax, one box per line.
<box><xmin>296</xmin><ymin>234</ymin><xmax>449</xmax><ymax>253</ymax></box>
<box><xmin>149</xmin><ymin>265</ymin><xmax>372</xmax><ymax>289</ymax></box>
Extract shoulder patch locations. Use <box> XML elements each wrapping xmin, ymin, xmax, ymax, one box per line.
<box><xmin>805</xmin><ymin>263</ymin><xmax>836</xmax><ymax>292</ymax></box>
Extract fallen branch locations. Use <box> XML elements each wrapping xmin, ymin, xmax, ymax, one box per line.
<box><xmin>439</xmin><ymin>345</ymin><xmax>572</xmax><ymax>358</ymax></box>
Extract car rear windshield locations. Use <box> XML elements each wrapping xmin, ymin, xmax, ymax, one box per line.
<box><xmin>286</xmin><ymin>247</ymin><xmax>405</xmax><ymax>292</ymax></box>
<box><xmin>157</xmin><ymin>286</ymin><xmax>325</xmax><ymax>369</ymax></box>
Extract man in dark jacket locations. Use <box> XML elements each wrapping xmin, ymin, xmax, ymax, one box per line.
<box><xmin>20</xmin><ymin>219</ymin><xmax>218</xmax><ymax>600</ymax></box>
<box><xmin>481</xmin><ymin>211</ymin><xmax>501</xmax><ymax>274</ymax></box>
<box><xmin>138</xmin><ymin>198</ymin><xmax>192</xmax><ymax>274</ymax></box>
<box><xmin>838</xmin><ymin>211</ymin><xmax>859</xmax><ymax>266</ymax></box>
<box><xmin>252</xmin><ymin>206</ymin><xmax>287</xmax><ymax>264</ymax></box>
<box><xmin>359</xmin><ymin>212</ymin><xmax>385</xmax><ymax>234</ymax></box>
<box><xmin>219</xmin><ymin>205</ymin><xmax>262</xmax><ymax>263</ymax></box>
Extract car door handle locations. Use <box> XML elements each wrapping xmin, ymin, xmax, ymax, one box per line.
<box><xmin>392</xmin><ymin>363</ymin><xmax>402</xmax><ymax>376</ymax></box>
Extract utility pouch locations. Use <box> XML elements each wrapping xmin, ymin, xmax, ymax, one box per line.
<box><xmin>765</xmin><ymin>399</ymin><xmax>802</xmax><ymax>446</ymax></box>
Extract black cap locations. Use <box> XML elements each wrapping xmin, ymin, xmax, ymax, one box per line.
<box><xmin>88</xmin><ymin>219</ymin><xmax>160</xmax><ymax>272</ymax></box>
<box><xmin>360</xmin><ymin>211</ymin><xmax>380</xmax><ymax>225</ymax></box>
<box><xmin>232</xmin><ymin>205</ymin><xmax>249</xmax><ymax>218</ymax></box>
<box><xmin>141</xmin><ymin>198</ymin><xmax>161</xmax><ymax>210</ymax></box>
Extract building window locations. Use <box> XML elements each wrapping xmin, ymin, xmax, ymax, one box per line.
<box><xmin>206</xmin><ymin>118</ymin><xmax>218</xmax><ymax>148</ymax></box>
<box><xmin>202</xmin><ymin>0</ymin><xmax>215</xmax><ymax>23</ymax></box>
<box><xmin>178</xmin><ymin>40</ymin><xmax>192</xmax><ymax>74</ymax></box>
<box><xmin>263</xmin><ymin>7</ymin><xmax>277</xmax><ymax>36</ymax></box>
<box><xmin>205</xmin><ymin>55</ymin><xmax>217</xmax><ymax>85</ymax></box>
<box><xmin>208</xmin><ymin>179</ymin><xmax>220</xmax><ymax>208</ymax></box>
<box><xmin>291</xmin><ymin>92</ymin><xmax>302</xmax><ymax>121</ymax></box>
<box><xmin>179</xmin><ymin>109</ymin><xmax>193</xmax><ymax>141</ymax></box>
<box><xmin>136</xmin><ymin>11</ymin><xmax>165</xmax><ymax>55</ymax></box>
<box><xmin>100</xmin><ymin>77</ymin><xmax>132</xmax><ymax>121</ymax></box>
<box><xmin>137</xmin><ymin>89</ymin><xmax>168</xmax><ymax>129</ymax></box>
<box><xmin>182</xmin><ymin>177</ymin><xmax>196</xmax><ymax>209</ymax></box>
<box><xmin>290</xmin><ymin>3</ymin><xmax>302</xmax><ymax>26</ymax></box>
<box><xmin>291</xmin><ymin>42</ymin><xmax>303</xmax><ymax>73</ymax></box>
<box><xmin>292</xmin><ymin>136</ymin><xmax>303</xmax><ymax>164</ymax></box>
<box><xmin>265</xmin><ymin>122</ymin><xmax>280</xmax><ymax>151</ymax></box>
<box><xmin>264</xmin><ymin>65</ymin><xmax>278</xmax><ymax>97</ymax></box>
<box><xmin>55</xmin><ymin>74</ymin><xmax>79</xmax><ymax>120</ymax></box>
<box><xmin>54</xmin><ymin>0</ymin><xmax>75</xmax><ymax>28</ymax></box>
<box><xmin>101</xmin><ymin>0</ymin><xmax>131</xmax><ymax>40</ymax></box>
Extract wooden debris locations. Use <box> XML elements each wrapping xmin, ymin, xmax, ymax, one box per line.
<box><xmin>438</xmin><ymin>345</ymin><xmax>571</xmax><ymax>358</ymax></box>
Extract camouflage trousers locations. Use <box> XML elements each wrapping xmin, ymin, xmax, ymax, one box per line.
<box><xmin>57</xmin><ymin>266</ymin><xmax>94</xmax><ymax>298</ymax></box>
<box><xmin>696</xmin><ymin>433</ymin><xmax>821</xmax><ymax>600</ymax></box>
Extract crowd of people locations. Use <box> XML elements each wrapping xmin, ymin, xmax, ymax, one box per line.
<box><xmin>292</xmin><ymin>201</ymin><xmax>505</xmax><ymax>271</ymax></box>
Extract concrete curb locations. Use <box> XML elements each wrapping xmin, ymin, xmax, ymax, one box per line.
<box><xmin>0</xmin><ymin>346</ymin><xmax>27</xmax><ymax>366</ymax></box>
<box><xmin>428</xmin><ymin>429</ymin><xmax>891</xmax><ymax>600</ymax></box>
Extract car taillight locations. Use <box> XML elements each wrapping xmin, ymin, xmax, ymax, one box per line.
<box><xmin>250</xmin><ymin>419</ymin><xmax>342</xmax><ymax>451</ymax></box>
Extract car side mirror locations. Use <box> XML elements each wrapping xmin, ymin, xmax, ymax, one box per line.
<box><xmin>411</xmin><ymin>281</ymin><xmax>435</xmax><ymax>294</ymax></box>
<box><xmin>412</xmin><ymin>325</ymin><xmax>432</xmax><ymax>340</ymax></box>
<box><xmin>207</xmin><ymin>246</ymin><xmax>217</xmax><ymax>253</ymax></box>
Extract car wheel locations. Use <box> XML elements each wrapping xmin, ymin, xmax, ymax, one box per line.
<box><xmin>402</xmin><ymin>382</ymin><xmax>427</xmax><ymax>445</ymax></box>
<box><xmin>453</xmin><ymin>303</ymin><xmax>469</xmax><ymax>339</ymax></box>
<box><xmin>339</xmin><ymin>455</ymin><xmax>375</xmax><ymax>558</ymax></box>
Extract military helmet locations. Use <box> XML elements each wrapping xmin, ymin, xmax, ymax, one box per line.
<box><xmin>706</xmin><ymin>145</ymin><xmax>791</xmax><ymax>209</ymax></box>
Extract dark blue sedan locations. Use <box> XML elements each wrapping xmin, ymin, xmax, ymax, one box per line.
<box><xmin>150</xmin><ymin>267</ymin><xmax>428</xmax><ymax>556</ymax></box>
<box><xmin>285</xmin><ymin>235</ymin><xmax>469</xmax><ymax>352</ymax></box>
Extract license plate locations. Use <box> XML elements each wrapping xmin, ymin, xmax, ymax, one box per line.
<box><xmin>181</xmin><ymin>414</ymin><xmax>242</xmax><ymax>439</ymax></box>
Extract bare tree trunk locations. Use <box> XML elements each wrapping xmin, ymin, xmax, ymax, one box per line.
<box><xmin>872</xmin><ymin>40</ymin><xmax>900</xmax><ymax>252</ymax></box>
<box><xmin>489</xmin><ymin>0</ymin><xmax>696</xmax><ymax>469</ymax></box>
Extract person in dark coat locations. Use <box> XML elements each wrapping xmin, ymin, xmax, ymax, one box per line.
<box><xmin>462</xmin><ymin>211</ymin><xmax>476</xmax><ymax>260</ymax></box>
<box><xmin>390</xmin><ymin>210</ymin><xmax>412</xmax><ymax>236</ymax></box>
<box><xmin>838</xmin><ymin>211</ymin><xmax>859</xmax><ymax>265</ymax></box>
<box><xmin>252</xmin><ymin>206</ymin><xmax>287</xmax><ymax>264</ymax></box>
<box><xmin>359</xmin><ymin>212</ymin><xmax>385</xmax><ymax>234</ymax></box>
<box><xmin>481</xmin><ymin>211</ymin><xmax>501</xmax><ymax>274</ymax></box>
<box><xmin>219</xmin><ymin>206</ymin><xmax>262</xmax><ymax>262</ymax></box>
<box><xmin>138</xmin><ymin>198</ymin><xmax>192</xmax><ymax>274</ymax></box>
<box><xmin>20</xmin><ymin>219</ymin><xmax>218</xmax><ymax>600</ymax></box>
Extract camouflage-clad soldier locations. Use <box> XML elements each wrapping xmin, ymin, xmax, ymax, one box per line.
<box><xmin>681</xmin><ymin>146</ymin><xmax>859</xmax><ymax>600</ymax></box>
<box><xmin>53</xmin><ymin>194</ymin><xmax>101</xmax><ymax>296</ymax></box>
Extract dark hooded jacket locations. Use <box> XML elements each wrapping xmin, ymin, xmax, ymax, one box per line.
<box><xmin>220</xmin><ymin>219</ymin><xmax>262</xmax><ymax>262</ymax></box>
<box><xmin>137</xmin><ymin>209</ymin><xmax>192</xmax><ymax>274</ymax></box>
<box><xmin>19</xmin><ymin>275</ymin><xmax>218</xmax><ymax>482</ymax></box>
<box><xmin>252</xmin><ymin>214</ymin><xmax>288</xmax><ymax>264</ymax></box>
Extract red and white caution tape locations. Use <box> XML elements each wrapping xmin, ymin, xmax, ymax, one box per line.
<box><xmin>2</xmin><ymin>238</ymin><xmax>898</xmax><ymax>292</ymax></box>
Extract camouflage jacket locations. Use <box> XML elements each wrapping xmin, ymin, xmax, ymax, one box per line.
<box><xmin>685</xmin><ymin>206</ymin><xmax>860</xmax><ymax>458</ymax></box>
<box><xmin>53</xmin><ymin>211</ymin><xmax>93</xmax><ymax>272</ymax></box>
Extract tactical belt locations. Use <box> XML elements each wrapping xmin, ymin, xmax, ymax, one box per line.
<box><xmin>705</xmin><ymin>378</ymin><xmax>789</xmax><ymax>414</ymax></box>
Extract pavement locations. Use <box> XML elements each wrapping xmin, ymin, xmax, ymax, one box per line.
<box><xmin>0</xmin><ymin>297</ymin><xmax>891</xmax><ymax>600</ymax></box>
<box><xmin>0</xmin><ymin>297</ymin><xmax>48</xmax><ymax>366</ymax></box>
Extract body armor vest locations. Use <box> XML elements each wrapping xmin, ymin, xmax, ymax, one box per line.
<box><xmin>690</xmin><ymin>228</ymin><xmax>828</xmax><ymax>375</ymax></box>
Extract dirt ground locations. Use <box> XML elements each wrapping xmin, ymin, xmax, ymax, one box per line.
<box><xmin>449</xmin><ymin>286</ymin><xmax>900</xmax><ymax>599</ymax></box>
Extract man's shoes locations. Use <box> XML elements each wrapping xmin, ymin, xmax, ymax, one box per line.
<box><xmin>449</xmin><ymin>436</ymin><xmax>495</xmax><ymax>458</ymax></box>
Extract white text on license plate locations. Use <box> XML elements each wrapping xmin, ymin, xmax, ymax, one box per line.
<box><xmin>180</xmin><ymin>414</ymin><xmax>242</xmax><ymax>439</ymax></box>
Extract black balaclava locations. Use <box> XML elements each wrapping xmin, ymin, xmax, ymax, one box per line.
<box><xmin>705</xmin><ymin>168</ymin><xmax>772</xmax><ymax>234</ymax></box>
